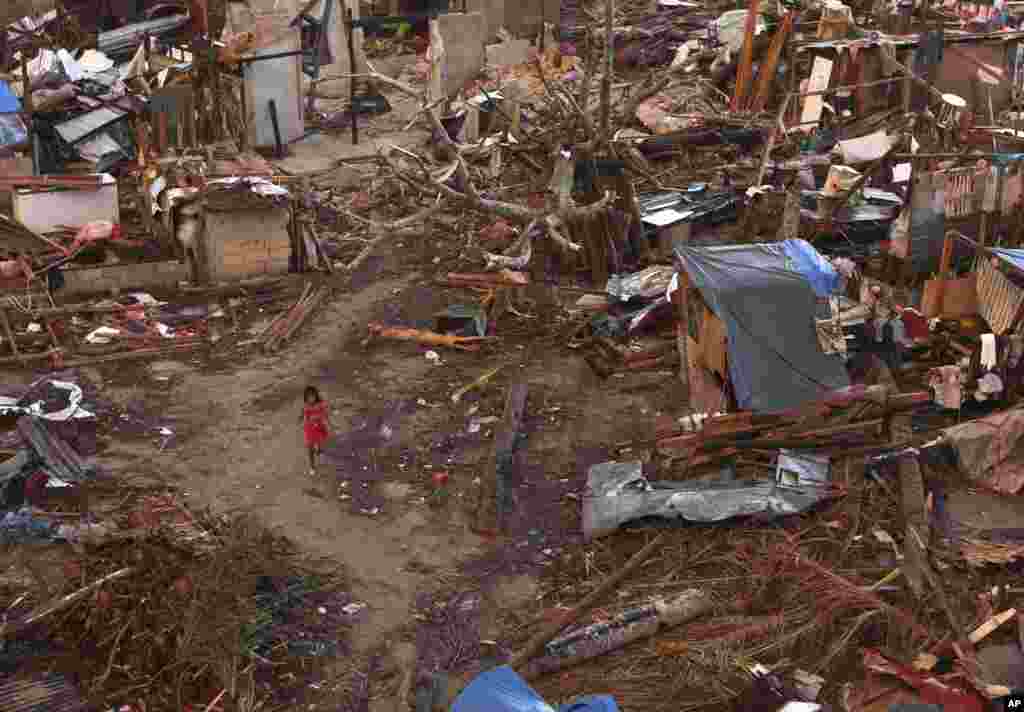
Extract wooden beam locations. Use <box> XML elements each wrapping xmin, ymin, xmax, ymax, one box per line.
<box><xmin>750</xmin><ymin>11</ymin><xmax>794</xmax><ymax>113</ymax></box>
<box><xmin>476</xmin><ymin>382</ymin><xmax>528</xmax><ymax>534</ymax></box>
<box><xmin>732</xmin><ymin>0</ymin><xmax>762</xmax><ymax>112</ymax></box>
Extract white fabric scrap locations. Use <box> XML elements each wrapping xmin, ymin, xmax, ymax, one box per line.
<box><xmin>127</xmin><ymin>292</ymin><xmax>163</xmax><ymax>306</ymax></box>
<box><xmin>207</xmin><ymin>176</ymin><xmax>289</xmax><ymax>197</ymax></box>
<box><xmin>666</xmin><ymin>272</ymin><xmax>679</xmax><ymax>301</ymax></box>
<box><xmin>838</xmin><ymin>131</ymin><xmax>893</xmax><ymax>164</ymax></box>
<box><xmin>0</xmin><ymin>379</ymin><xmax>94</xmax><ymax>421</ymax></box>
<box><xmin>57</xmin><ymin>49</ymin><xmax>83</xmax><ymax>81</ymax></box>
<box><xmin>85</xmin><ymin>326</ymin><xmax>121</xmax><ymax>344</ymax></box>
<box><xmin>981</xmin><ymin>333</ymin><xmax>997</xmax><ymax>371</ymax></box>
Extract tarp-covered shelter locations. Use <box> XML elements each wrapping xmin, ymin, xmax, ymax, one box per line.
<box><xmin>674</xmin><ymin>239</ymin><xmax>850</xmax><ymax>413</ymax></box>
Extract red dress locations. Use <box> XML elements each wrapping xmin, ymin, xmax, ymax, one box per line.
<box><xmin>303</xmin><ymin>401</ymin><xmax>329</xmax><ymax>448</ymax></box>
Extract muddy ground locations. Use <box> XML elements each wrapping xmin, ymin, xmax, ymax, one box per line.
<box><xmin>18</xmin><ymin>236</ymin><xmax>684</xmax><ymax>707</ymax></box>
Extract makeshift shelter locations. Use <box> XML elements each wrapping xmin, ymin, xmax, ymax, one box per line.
<box><xmin>672</xmin><ymin>239</ymin><xmax>850</xmax><ymax>413</ymax></box>
<box><xmin>922</xmin><ymin>234</ymin><xmax>1024</xmax><ymax>332</ymax></box>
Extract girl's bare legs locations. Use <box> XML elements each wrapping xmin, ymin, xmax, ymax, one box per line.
<box><xmin>308</xmin><ymin>446</ymin><xmax>317</xmax><ymax>474</ymax></box>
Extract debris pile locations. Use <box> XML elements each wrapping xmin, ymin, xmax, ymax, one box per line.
<box><xmin>8</xmin><ymin>0</ymin><xmax>1024</xmax><ymax>710</ymax></box>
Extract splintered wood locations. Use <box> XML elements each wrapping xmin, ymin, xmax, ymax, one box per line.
<box><xmin>475</xmin><ymin>382</ymin><xmax>528</xmax><ymax>535</ymax></box>
<box><xmin>895</xmin><ymin>414</ymin><xmax>928</xmax><ymax>599</ymax></box>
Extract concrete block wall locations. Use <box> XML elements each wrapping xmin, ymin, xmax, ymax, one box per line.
<box><xmin>204</xmin><ymin>207</ymin><xmax>293</xmax><ymax>283</ymax></box>
<box><xmin>501</xmin><ymin>0</ymin><xmax>559</xmax><ymax>39</ymax></box>
<box><xmin>436</xmin><ymin>12</ymin><xmax>486</xmax><ymax>97</ymax></box>
<box><xmin>465</xmin><ymin>0</ymin><xmax>504</xmax><ymax>43</ymax></box>
<box><xmin>60</xmin><ymin>261</ymin><xmax>190</xmax><ymax>298</ymax></box>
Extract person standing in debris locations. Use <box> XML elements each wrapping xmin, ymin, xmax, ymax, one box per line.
<box><xmin>302</xmin><ymin>386</ymin><xmax>329</xmax><ymax>475</ymax></box>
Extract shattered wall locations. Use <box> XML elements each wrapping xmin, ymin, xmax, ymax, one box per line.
<box><xmin>203</xmin><ymin>206</ymin><xmax>292</xmax><ymax>282</ymax></box>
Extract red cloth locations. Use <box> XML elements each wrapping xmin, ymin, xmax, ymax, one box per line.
<box><xmin>303</xmin><ymin>402</ymin><xmax>329</xmax><ymax>447</ymax></box>
<box><xmin>25</xmin><ymin>471</ymin><xmax>49</xmax><ymax>506</ymax></box>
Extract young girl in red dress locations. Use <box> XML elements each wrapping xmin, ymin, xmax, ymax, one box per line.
<box><xmin>302</xmin><ymin>386</ymin><xmax>329</xmax><ymax>475</ymax></box>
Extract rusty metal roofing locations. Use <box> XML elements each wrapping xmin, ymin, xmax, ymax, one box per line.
<box><xmin>0</xmin><ymin>673</ymin><xmax>89</xmax><ymax>712</ymax></box>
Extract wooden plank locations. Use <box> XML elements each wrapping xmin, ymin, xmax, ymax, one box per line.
<box><xmin>732</xmin><ymin>0</ymin><xmax>762</xmax><ymax>111</ymax></box>
<box><xmin>476</xmin><ymin>382</ymin><xmax>528</xmax><ymax>535</ymax></box>
<box><xmin>750</xmin><ymin>11</ymin><xmax>794</xmax><ymax>112</ymax></box>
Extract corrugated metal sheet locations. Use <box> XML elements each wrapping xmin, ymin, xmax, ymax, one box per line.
<box><xmin>977</xmin><ymin>256</ymin><xmax>1024</xmax><ymax>335</ymax></box>
<box><xmin>54</xmin><ymin>106</ymin><xmax>126</xmax><ymax>145</ymax></box>
<box><xmin>0</xmin><ymin>673</ymin><xmax>88</xmax><ymax>712</ymax></box>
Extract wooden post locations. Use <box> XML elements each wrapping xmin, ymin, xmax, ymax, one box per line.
<box><xmin>157</xmin><ymin>113</ymin><xmax>169</xmax><ymax>154</ymax></box>
<box><xmin>0</xmin><ymin>308</ymin><xmax>24</xmax><ymax>365</ymax></box>
<box><xmin>732</xmin><ymin>0</ymin><xmax>761</xmax><ymax>112</ymax></box>
<box><xmin>750</xmin><ymin>11</ymin><xmax>793</xmax><ymax>113</ymax></box>
<box><xmin>672</xmin><ymin>269</ymin><xmax>689</xmax><ymax>392</ymax></box>
<box><xmin>22</xmin><ymin>57</ymin><xmax>34</xmax><ymax>176</ymax></box>
<box><xmin>347</xmin><ymin>7</ymin><xmax>359</xmax><ymax>146</ymax></box>
<box><xmin>901</xmin><ymin>49</ymin><xmax>913</xmax><ymax>114</ymax></box>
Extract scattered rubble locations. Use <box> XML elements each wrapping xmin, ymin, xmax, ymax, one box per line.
<box><xmin>7</xmin><ymin>0</ymin><xmax>1024</xmax><ymax>710</ymax></box>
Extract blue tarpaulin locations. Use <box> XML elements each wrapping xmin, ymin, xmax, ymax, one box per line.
<box><xmin>453</xmin><ymin>666</ymin><xmax>619</xmax><ymax>712</ymax></box>
<box><xmin>675</xmin><ymin>241</ymin><xmax>849</xmax><ymax>413</ymax></box>
<box><xmin>0</xmin><ymin>81</ymin><xmax>27</xmax><ymax>148</ymax></box>
<box><xmin>780</xmin><ymin>238</ymin><xmax>842</xmax><ymax>298</ymax></box>
<box><xmin>992</xmin><ymin>248</ymin><xmax>1024</xmax><ymax>273</ymax></box>
<box><xmin>0</xmin><ymin>81</ymin><xmax>20</xmax><ymax>113</ymax></box>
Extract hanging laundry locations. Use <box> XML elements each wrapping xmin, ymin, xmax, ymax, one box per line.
<box><xmin>975</xmin><ymin>372</ymin><xmax>1005</xmax><ymax>401</ymax></box>
<box><xmin>940</xmin><ymin>166</ymin><xmax>975</xmax><ymax>217</ymax></box>
<box><xmin>1013</xmin><ymin>43</ymin><xmax>1024</xmax><ymax>93</ymax></box>
<box><xmin>916</xmin><ymin>29</ymin><xmax>944</xmax><ymax>68</ymax></box>
<box><xmin>910</xmin><ymin>170</ymin><xmax>946</xmax><ymax>272</ymax></box>
<box><xmin>1009</xmin><ymin>333</ymin><xmax>1024</xmax><ymax>369</ymax></box>
<box><xmin>981</xmin><ymin>164</ymin><xmax>1000</xmax><ymax>213</ymax></box>
<box><xmin>981</xmin><ymin>333</ymin><xmax>998</xmax><ymax>370</ymax></box>
<box><xmin>1001</xmin><ymin>165</ymin><xmax>1022</xmax><ymax>212</ymax></box>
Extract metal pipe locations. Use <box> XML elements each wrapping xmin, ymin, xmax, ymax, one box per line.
<box><xmin>268</xmin><ymin>99</ymin><xmax>284</xmax><ymax>158</ymax></box>
<box><xmin>236</xmin><ymin>49</ymin><xmax>306</xmax><ymax>64</ymax></box>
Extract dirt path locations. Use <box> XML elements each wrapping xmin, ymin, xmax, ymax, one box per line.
<box><xmin>102</xmin><ymin>271</ymin><xmax>488</xmax><ymax>653</ymax></box>
<box><xmin>92</xmin><ymin>248</ymin><xmax>685</xmax><ymax>709</ymax></box>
